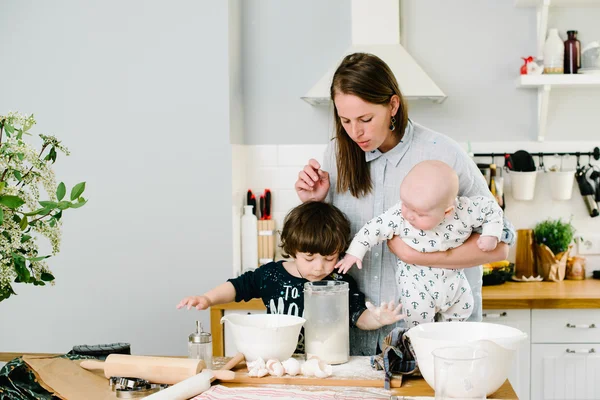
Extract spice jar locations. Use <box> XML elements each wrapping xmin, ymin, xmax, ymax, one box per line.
<box><xmin>188</xmin><ymin>321</ymin><xmax>212</xmax><ymax>368</ymax></box>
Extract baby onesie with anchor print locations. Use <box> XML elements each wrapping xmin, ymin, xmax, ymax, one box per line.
<box><xmin>345</xmin><ymin>195</ymin><xmax>504</xmax><ymax>326</ymax></box>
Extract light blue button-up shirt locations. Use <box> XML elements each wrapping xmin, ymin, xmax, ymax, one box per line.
<box><xmin>324</xmin><ymin>121</ymin><xmax>515</xmax><ymax>356</ymax></box>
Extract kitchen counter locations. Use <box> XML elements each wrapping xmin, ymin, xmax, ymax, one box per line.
<box><xmin>210</xmin><ymin>279</ymin><xmax>600</xmax><ymax>356</ymax></box>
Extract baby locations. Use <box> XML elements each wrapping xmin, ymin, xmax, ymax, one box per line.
<box><xmin>336</xmin><ymin>160</ymin><xmax>503</xmax><ymax>326</ymax></box>
<box><xmin>178</xmin><ymin>201</ymin><xmax>405</xmax><ymax>353</ymax></box>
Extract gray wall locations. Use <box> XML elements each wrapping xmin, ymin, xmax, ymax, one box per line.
<box><xmin>0</xmin><ymin>0</ymin><xmax>233</xmax><ymax>355</ymax></box>
<box><xmin>242</xmin><ymin>0</ymin><xmax>351</xmax><ymax>145</ymax></box>
<box><xmin>243</xmin><ymin>0</ymin><xmax>600</xmax><ymax>144</ymax></box>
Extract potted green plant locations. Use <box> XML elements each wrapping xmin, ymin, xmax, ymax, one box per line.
<box><xmin>533</xmin><ymin>218</ymin><xmax>575</xmax><ymax>281</ymax></box>
<box><xmin>0</xmin><ymin>112</ymin><xmax>87</xmax><ymax>301</ymax></box>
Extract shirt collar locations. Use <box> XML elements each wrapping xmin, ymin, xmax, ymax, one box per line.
<box><xmin>365</xmin><ymin>120</ymin><xmax>414</xmax><ymax>167</ymax></box>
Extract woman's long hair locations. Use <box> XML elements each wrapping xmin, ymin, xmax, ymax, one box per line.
<box><xmin>330</xmin><ymin>53</ymin><xmax>408</xmax><ymax>198</ymax></box>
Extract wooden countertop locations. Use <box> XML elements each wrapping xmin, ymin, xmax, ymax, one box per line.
<box><xmin>482</xmin><ymin>279</ymin><xmax>600</xmax><ymax>309</ymax></box>
<box><xmin>211</xmin><ymin>278</ymin><xmax>600</xmax><ymax>311</ymax></box>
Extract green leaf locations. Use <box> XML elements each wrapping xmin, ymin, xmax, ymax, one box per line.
<box><xmin>49</xmin><ymin>219</ymin><xmax>56</xmax><ymax>227</ymax></box>
<box><xmin>12</xmin><ymin>255</ymin><xmax>30</xmax><ymax>282</ymax></box>
<box><xmin>0</xmin><ymin>284</ymin><xmax>16</xmax><ymax>301</ymax></box>
<box><xmin>19</xmin><ymin>215</ymin><xmax>28</xmax><ymax>230</ymax></box>
<box><xmin>4</xmin><ymin>122</ymin><xmax>14</xmax><ymax>134</ymax></box>
<box><xmin>70</xmin><ymin>199</ymin><xmax>87</xmax><ymax>209</ymax></box>
<box><xmin>53</xmin><ymin>210</ymin><xmax>62</xmax><ymax>221</ymax></box>
<box><xmin>41</xmin><ymin>272</ymin><xmax>55</xmax><ymax>282</ymax></box>
<box><xmin>13</xmin><ymin>170</ymin><xmax>22</xmax><ymax>181</ymax></box>
<box><xmin>0</xmin><ymin>208</ymin><xmax>3</xmax><ymax>225</ymax></box>
<box><xmin>39</xmin><ymin>201</ymin><xmax>58</xmax><ymax>209</ymax></box>
<box><xmin>0</xmin><ymin>182</ymin><xmax>5</xmax><ymax>193</ymax></box>
<box><xmin>0</xmin><ymin>195</ymin><xmax>25</xmax><ymax>209</ymax></box>
<box><xmin>28</xmin><ymin>255</ymin><xmax>50</xmax><ymax>262</ymax></box>
<box><xmin>57</xmin><ymin>200</ymin><xmax>70</xmax><ymax>210</ymax></box>
<box><xmin>16</xmin><ymin>153</ymin><xmax>24</xmax><ymax>161</ymax></box>
<box><xmin>70</xmin><ymin>182</ymin><xmax>86</xmax><ymax>201</ymax></box>
<box><xmin>20</xmin><ymin>234</ymin><xmax>32</xmax><ymax>243</ymax></box>
<box><xmin>16</xmin><ymin>129</ymin><xmax>23</xmax><ymax>140</ymax></box>
<box><xmin>22</xmin><ymin>208</ymin><xmax>47</xmax><ymax>216</ymax></box>
<box><xmin>56</xmin><ymin>182</ymin><xmax>66</xmax><ymax>201</ymax></box>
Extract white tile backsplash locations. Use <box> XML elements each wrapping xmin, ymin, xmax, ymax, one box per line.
<box><xmin>246</xmin><ymin>145</ymin><xmax>278</xmax><ymax>167</ymax></box>
<box><xmin>277</xmin><ymin>144</ymin><xmax>327</xmax><ymax>167</ymax></box>
<box><xmin>273</xmin><ymin>189</ymin><xmax>301</xmax><ymax>214</ymax></box>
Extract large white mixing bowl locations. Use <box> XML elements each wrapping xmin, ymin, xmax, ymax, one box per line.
<box><xmin>220</xmin><ymin>314</ymin><xmax>305</xmax><ymax>362</ymax></box>
<box><xmin>405</xmin><ymin>322</ymin><xmax>527</xmax><ymax>396</ymax></box>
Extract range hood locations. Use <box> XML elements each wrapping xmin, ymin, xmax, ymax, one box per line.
<box><xmin>302</xmin><ymin>0</ymin><xmax>446</xmax><ymax>106</ymax></box>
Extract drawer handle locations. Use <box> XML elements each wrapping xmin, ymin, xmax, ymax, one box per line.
<box><xmin>566</xmin><ymin>348</ymin><xmax>596</xmax><ymax>354</ymax></box>
<box><xmin>566</xmin><ymin>323</ymin><xmax>596</xmax><ymax>329</ymax></box>
<box><xmin>482</xmin><ymin>312</ymin><xmax>507</xmax><ymax>318</ymax></box>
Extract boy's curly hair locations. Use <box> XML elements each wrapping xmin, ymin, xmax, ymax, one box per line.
<box><xmin>280</xmin><ymin>201</ymin><xmax>351</xmax><ymax>258</ymax></box>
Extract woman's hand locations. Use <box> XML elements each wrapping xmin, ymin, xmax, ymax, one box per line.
<box><xmin>176</xmin><ymin>295</ymin><xmax>211</xmax><ymax>310</ymax></box>
<box><xmin>295</xmin><ymin>159</ymin><xmax>330</xmax><ymax>203</ymax></box>
<box><xmin>387</xmin><ymin>236</ymin><xmax>430</xmax><ymax>265</ymax></box>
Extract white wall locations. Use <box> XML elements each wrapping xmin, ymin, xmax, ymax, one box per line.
<box><xmin>0</xmin><ymin>0</ymin><xmax>234</xmax><ymax>356</ymax></box>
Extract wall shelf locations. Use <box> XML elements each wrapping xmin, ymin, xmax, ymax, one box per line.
<box><xmin>518</xmin><ymin>74</ymin><xmax>600</xmax><ymax>87</ymax></box>
<box><xmin>516</xmin><ymin>0</ymin><xmax>600</xmax><ymax>141</ymax></box>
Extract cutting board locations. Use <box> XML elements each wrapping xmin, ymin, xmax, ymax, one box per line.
<box><xmin>213</xmin><ymin>356</ymin><xmax>402</xmax><ymax>388</ymax></box>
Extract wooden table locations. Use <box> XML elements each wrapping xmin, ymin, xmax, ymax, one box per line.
<box><xmin>0</xmin><ymin>353</ymin><xmax>518</xmax><ymax>399</ymax></box>
<box><xmin>211</xmin><ymin>279</ymin><xmax>600</xmax><ymax>356</ymax></box>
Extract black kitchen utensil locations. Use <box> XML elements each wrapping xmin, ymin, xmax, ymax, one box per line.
<box><xmin>264</xmin><ymin>189</ymin><xmax>271</xmax><ymax>220</ymax></box>
<box><xmin>259</xmin><ymin>194</ymin><xmax>265</xmax><ymax>220</ymax></box>
<box><xmin>575</xmin><ymin>166</ymin><xmax>599</xmax><ymax>217</ymax></box>
<box><xmin>510</xmin><ymin>150</ymin><xmax>536</xmax><ymax>172</ymax></box>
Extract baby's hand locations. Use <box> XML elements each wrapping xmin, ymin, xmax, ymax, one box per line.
<box><xmin>176</xmin><ymin>295</ymin><xmax>211</xmax><ymax>310</ymax></box>
<box><xmin>334</xmin><ymin>254</ymin><xmax>362</xmax><ymax>274</ymax></box>
<box><xmin>477</xmin><ymin>235</ymin><xmax>498</xmax><ymax>252</ymax></box>
<box><xmin>366</xmin><ymin>301</ymin><xmax>405</xmax><ymax>326</ymax></box>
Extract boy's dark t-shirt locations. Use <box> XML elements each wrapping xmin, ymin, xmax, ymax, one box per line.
<box><xmin>227</xmin><ymin>260</ymin><xmax>368</xmax><ymax>353</ymax></box>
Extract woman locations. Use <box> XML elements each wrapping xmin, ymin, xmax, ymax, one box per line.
<box><xmin>295</xmin><ymin>53</ymin><xmax>515</xmax><ymax>356</ymax></box>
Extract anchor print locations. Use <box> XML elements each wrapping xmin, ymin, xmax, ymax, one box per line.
<box><xmin>420</xmin><ymin>311</ymin><xmax>429</xmax><ymax>320</ymax></box>
<box><xmin>419</xmin><ymin>292</ymin><xmax>426</xmax><ymax>300</ymax></box>
<box><xmin>462</xmin><ymin>303</ymin><xmax>471</xmax><ymax>310</ymax></box>
<box><xmin>444</xmin><ymin>233</ymin><xmax>450</xmax><ymax>240</ymax></box>
<box><xmin>450</xmin><ymin>283</ymin><xmax>455</xmax><ymax>291</ymax></box>
<box><xmin>406</xmin><ymin>309</ymin><xmax>412</xmax><ymax>317</ymax></box>
<box><xmin>430</xmin><ymin>300</ymin><xmax>435</xmax><ymax>309</ymax></box>
<box><xmin>412</xmin><ymin>321</ymin><xmax>420</xmax><ymax>326</ymax></box>
<box><xmin>446</xmin><ymin>224</ymin><xmax>454</xmax><ymax>232</ymax></box>
<box><xmin>420</xmin><ymin>269</ymin><xmax>426</xmax><ymax>277</ymax></box>
<box><xmin>363</xmin><ymin>228</ymin><xmax>369</xmax><ymax>235</ymax></box>
<box><xmin>429</xmin><ymin>239</ymin><xmax>437</xmax><ymax>247</ymax></box>
<box><xmin>376</xmin><ymin>217</ymin><xmax>383</xmax><ymax>224</ymax></box>
<box><xmin>467</xmin><ymin>207</ymin><xmax>473</xmax><ymax>214</ymax></box>
<box><xmin>433</xmin><ymin>291</ymin><xmax>440</xmax><ymax>300</ymax></box>
<box><xmin>359</xmin><ymin>240</ymin><xmax>370</xmax><ymax>247</ymax></box>
<box><xmin>457</xmin><ymin>203</ymin><xmax>463</xmax><ymax>210</ymax></box>
<box><xmin>411</xmin><ymin>301</ymin><xmax>419</xmax><ymax>310</ymax></box>
<box><xmin>375</xmin><ymin>229</ymin><xmax>380</xmax><ymax>236</ymax></box>
<box><xmin>418</xmin><ymin>230</ymin><xmax>426</xmax><ymax>237</ymax></box>
<box><xmin>403</xmin><ymin>228</ymin><xmax>410</xmax><ymax>236</ymax></box>
<box><xmin>412</xmin><ymin>238</ymin><xmax>419</xmax><ymax>245</ymax></box>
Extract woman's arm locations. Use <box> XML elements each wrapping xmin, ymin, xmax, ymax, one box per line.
<box><xmin>387</xmin><ymin>233</ymin><xmax>509</xmax><ymax>269</ymax></box>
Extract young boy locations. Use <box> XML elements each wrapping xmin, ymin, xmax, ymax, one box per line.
<box><xmin>177</xmin><ymin>201</ymin><xmax>404</xmax><ymax>353</ymax></box>
<box><xmin>335</xmin><ymin>160</ymin><xmax>504</xmax><ymax>326</ymax></box>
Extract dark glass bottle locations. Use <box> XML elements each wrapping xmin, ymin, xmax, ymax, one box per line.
<box><xmin>564</xmin><ymin>30</ymin><xmax>581</xmax><ymax>74</ymax></box>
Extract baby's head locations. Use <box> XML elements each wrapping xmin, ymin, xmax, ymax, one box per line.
<box><xmin>400</xmin><ymin>160</ymin><xmax>459</xmax><ymax>230</ymax></box>
<box><xmin>280</xmin><ymin>201</ymin><xmax>351</xmax><ymax>281</ymax></box>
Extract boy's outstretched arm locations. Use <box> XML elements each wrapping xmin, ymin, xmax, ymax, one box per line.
<box><xmin>176</xmin><ymin>282</ymin><xmax>236</xmax><ymax>310</ymax></box>
<box><xmin>355</xmin><ymin>301</ymin><xmax>405</xmax><ymax>330</ymax></box>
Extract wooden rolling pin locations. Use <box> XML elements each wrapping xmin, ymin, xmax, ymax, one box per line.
<box><xmin>144</xmin><ymin>353</ymin><xmax>244</xmax><ymax>400</ymax></box>
<box><xmin>80</xmin><ymin>354</ymin><xmax>232</xmax><ymax>385</ymax></box>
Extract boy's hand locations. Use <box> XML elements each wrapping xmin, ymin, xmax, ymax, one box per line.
<box><xmin>366</xmin><ymin>301</ymin><xmax>405</xmax><ymax>326</ymax></box>
<box><xmin>176</xmin><ymin>295</ymin><xmax>212</xmax><ymax>310</ymax></box>
<box><xmin>334</xmin><ymin>254</ymin><xmax>362</xmax><ymax>274</ymax></box>
<box><xmin>477</xmin><ymin>235</ymin><xmax>498</xmax><ymax>252</ymax></box>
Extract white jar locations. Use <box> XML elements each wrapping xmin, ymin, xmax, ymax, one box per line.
<box><xmin>543</xmin><ymin>28</ymin><xmax>564</xmax><ymax>74</ymax></box>
<box><xmin>241</xmin><ymin>205</ymin><xmax>258</xmax><ymax>272</ymax></box>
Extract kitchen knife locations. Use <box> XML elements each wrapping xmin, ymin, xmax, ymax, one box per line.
<box><xmin>265</xmin><ymin>189</ymin><xmax>271</xmax><ymax>220</ymax></box>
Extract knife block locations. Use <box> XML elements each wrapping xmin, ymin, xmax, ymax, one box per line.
<box><xmin>257</xmin><ymin>220</ymin><xmax>276</xmax><ymax>266</ymax></box>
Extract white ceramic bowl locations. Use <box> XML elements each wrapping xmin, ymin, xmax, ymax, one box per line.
<box><xmin>405</xmin><ymin>322</ymin><xmax>527</xmax><ymax>396</ymax></box>
<box><xmin>220</xmin><ymin>314</ymin><xmax>305</xmax><ymax>362</ymax></box>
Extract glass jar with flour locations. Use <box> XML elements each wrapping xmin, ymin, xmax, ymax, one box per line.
<box><xmin>304</xmin><ymin>281</ymin><xmax>349</xmax><ymax>364</ymax></box>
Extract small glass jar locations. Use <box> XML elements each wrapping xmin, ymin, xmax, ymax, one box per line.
<box><xmin>188</xmin><ymin>321</ymin><xmax>212</xmax><ymax>369</ymax></box>
<box><xmin>304</xmin><ymin>281</ymin><xmax>349</xmax><ymax>365</ymax></box>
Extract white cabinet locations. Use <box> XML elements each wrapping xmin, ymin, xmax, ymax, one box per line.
<box><xmin>223</xmin><ymin>309</ymin><xmax>266</xmax><ymax>357</ymax></box>
<box><xmin>531</xmin><ymin>344</ymin><xmax>600</xmax><ymax>400</ymax></box>
<box><xmin>483</xmin><ymin>309</ymin><xmax>532</xmax><ymax>400</ymax></box>
<box><xmin>531</xmin><ymin>309</ymin><xmax>600</xmax><ymax>400</ymax></box>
